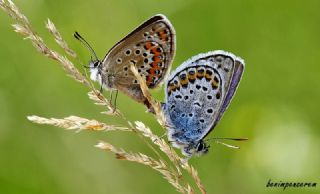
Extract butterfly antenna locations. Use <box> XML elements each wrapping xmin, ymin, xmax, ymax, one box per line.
<box><xmin>214</xmin><ymin>140</ymin><xmax>240</xmax><ymax>149</ymax></box>
<box><xmin>207</xmin><ymin>137</ymin><xmax>248</xmax><ymax>141</ymax></box>
<box><xmin>74</xmin><ymin>31</ymin><xmax>99</xmax><ymax>61</ymax></box>
<box><xmin>205</xmin><ymin>137</ymin><xmax>248</xmax><ymax>149</ymax></box>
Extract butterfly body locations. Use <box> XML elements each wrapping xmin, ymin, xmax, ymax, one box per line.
<box><xmin>162</xmin><ymin>50</ymin><xmax>245</xmax><ymax>156</ymax></box>
<box><xmin>88</xmin><ymin>14</ymin><xmax>175</xmax><ymax>107</ymax></box>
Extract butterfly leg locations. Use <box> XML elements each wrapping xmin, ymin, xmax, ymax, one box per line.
<box><xmin>152</xmin><ymin>132</ymin><xmax>167</xmax><ymax>143</ymax></box>
<box><xmin>159</xmin><ymin>132</ymin><xmax>167</xmax><ymax>139</ymax></box>
<box><xmin>109</xmin><ymin>90</ymin><xmax>119</xmax><ymax>112</ymax></box>
<box><xmin>114</xmin><ymin>90</ymin><xmax>118</xmax><ymax>110</ymax></box>
<box><xmin>109</xmin><ymin>90</ymin><xmax>114</xmax><ymax>107</ymax></box>
<box><xmin>99</xmin><ymin>85</ymin><xmax>103</xmax><ymax>93</ymax></box>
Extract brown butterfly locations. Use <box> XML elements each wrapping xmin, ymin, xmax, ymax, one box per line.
<box><xmin>75</xmin><ymin>14</ymin><xmax>176</xmax><ymax>110</ymax></box>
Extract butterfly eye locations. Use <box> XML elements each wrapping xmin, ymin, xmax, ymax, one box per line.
<box><xmin>196</xmin><ymin>141</ymin><xmax>209</xmax><ymax>154</ymax></box>
<box><xmin>93</xmin><ymin>61</ymin><xmax>100</xmax><ymax>68</ymax></box>
<box><xmin>196</xmin><ymin>142</ymin><xmax>204</xmax><ymax>152</ymax></box>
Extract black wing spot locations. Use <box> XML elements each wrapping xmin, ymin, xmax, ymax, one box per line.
<box><xmin>214</xmin><ymin>76</ymin><xmax>219</xmax><ymax>83</ymax></box>
<box><xmin>196</xmin><ymin>85</ymin><xmax>201</xmax><ymax>90</ymax></box>
<box><xmin>199</xmin><ymin>119</ymin><xmax>205</xmax><ymax>123</ymax></box>
<box><xmin>194</xmin><ymin>102</ymin><xmax>201</xmax><ymax>107</ymax></box>
<box><xmin>216</xmin><ymin>92</ymin><xmax>221</xmax><ymax>99</ymax></box>
<box><xmin>197</xmin><ymin>68</ymin><xmax>205</xmax><ymax>74</ymax></box>
<box><xmin>179</xmin><ymin>74</ymin><xmax>187</xmax><ymax>80</ymax></box>
<box><xmin>190</xmin><ymin>90</ymin><xmax>194</xmax><ymax>94</ymax></box>
<box><xmin>175</xmin><ymin>95</ymin><xmax>182</xmax><ymax>99</ymax></box>
<box><xmin>207</xmin><ymin>109</ymin><xmax>213</xmax><ymax>114</ymax></box>
<box><xmin>207</xmin><ymin>95</ymin><xmax>212</xmax><ymax>100</ymax></box>
<box><xmin>206</xmin><ymin>70</ymin><xmax>213</xmax><ymax>75</ymax></box>
<box><xmin>202</xmin><ymin>86</ymin><xmax>208</xmax><ymax>91</ymax></box>
<box><xmin>188</xmin><ymin>113</ymin><xmax>193</xmax><ymax>117</ymax></box>
<box><xmin>189</xmin><ymin>70</ymin><xmax>195</xmax><ymax>75</ymax></box>
<box><xmin>189</xmin><ymin>79</ymin><xmax>195</xmax><ymax>84</ymax></box>
<box><xmin>184</xmin><ymin>96</ymin><xmax>189</xmax><ymax>100</ymax></box>
<box><xmin>125</xmin><ymin>49</ymin><xmax>131</xmax><ymax>55</ymax></box>
<box><xmin>135</xmin><ymin>49</ymin><xmax>141</xmax><ymax>54</ymax></box>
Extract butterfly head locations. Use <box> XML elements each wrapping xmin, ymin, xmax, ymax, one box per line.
<box><xmin>89</xmin><ymin>60</ymin><xmax>102</xmax><ymax>82</ymax></box>
<box><xmin>195</xmin><ymin>140</ymin><xmax>210</xmax><ymax>155</ymax></box>
<box><xmin>183</xmin><ymin>140</ymin><xmax>210</xmax><ymax>157</ymax></box>
<box><xmin>74</xmin><ymin>32</ymin><xmax>105</xmax><ymax>85</ymax></box>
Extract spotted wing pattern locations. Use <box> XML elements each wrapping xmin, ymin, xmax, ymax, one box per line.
<box><xmin>162</xmin><ymin>50</ymin><xmax>245</xmax><ymax>154</ymax></box>
<box><xmin>101</xmin><ymin>14</ymin><xmax>175</xmax><ymax>89</ymax></box>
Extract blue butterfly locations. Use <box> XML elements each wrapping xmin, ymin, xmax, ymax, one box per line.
<box><xmin>162</xmin><ymin>50</ymin><xmax>245</xmax><ymax>156</ymax></box>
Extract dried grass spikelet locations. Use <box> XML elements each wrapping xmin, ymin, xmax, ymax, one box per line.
<box><xmin>134</xmin><ymin>121</ymin><xmax>183</xmax><ymax>173</ymax></box>
<box><xmin>130</xmin><ymin>64</ymin><xmax>166</xmax><ymax>126</ymax></box>
<box><xmin>181</xmin><ymin>163</ymin><xmax>207</xmax><ymax>194</ymax></box>
<box><xmin>87</xmin><ymin>90</ymin><xmax>121</xmax><ymax>116</ymax></box>
<box><xmin>27</xmin><ymin>115</ymin><xmax>130</xmax><ymax>132</ymax></box>
<box><xmin>0</xmin><ymin>0</ymin><xmax>116</xmax><ymax>113</ymax></box>
<box><xmin>130</xmin><ymin>66</ymin><xmax>207</xmax><ymax>194</ymax></box>
<box><xmin>46</xmin><ymin>19</ymin><xmax>77</xmax><ymax>58</ymax></box>
<box><xmin>96</xmin><ymin>141</ymin><xmax>190</xmax><ymax>194</ymax></box>
<box><xmin>0</xmin><ymin>0</ymin><xmax>90</xmax><ymax>87</ymax></box>
<box><xmin>1</xmin><ymin>1</ymin><xmax>207</xmax><ymax>193</ymax></box>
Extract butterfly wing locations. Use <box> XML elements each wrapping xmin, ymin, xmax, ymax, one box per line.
<box><xmin>210</xmin><ymin>54</ymin><xmax>245</xmax><ymax>130</ymax></box>
<box><xmin>102</xmin><ymin>14</ymin><xmax>175</xmax><ymax>89</ymax></box>
<box><xmin>163</xmin><ymin>51</ymin><xmax>244</xmax><ymax>145</ymax></box>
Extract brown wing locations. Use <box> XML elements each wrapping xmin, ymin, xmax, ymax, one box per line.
<box><xmin>101</xmin><ymin>14</ymin><xmax>176</xmax><ymax>90</ymax></box>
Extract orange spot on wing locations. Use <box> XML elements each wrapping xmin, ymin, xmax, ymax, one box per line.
<box><xmin>188</xmin><ymin>74</ymin><xmax>196</xmax><ymax>81</ymax></box>
<box><xmin>212</xmin><ymin>79</ymin><xmax>219</xmax><ymax>89</ymax></box>
<box><xmin>144</xmin><ymin>42</ymin><xmax>153</xmax><ymax>50</ymax></box>
<box><xmin>196</xmin><ymin>71</ymin><xmax>205</xmax><ymax>79</ymax></box>
<box><xmin>180</xmin><ymin>79</ymin><xmax>189</xmax><ymax>87</ymax></box>
<box><xmin>151</xmin><ymin>47</ymin><xmax>161</xmax><ymax>55</ymax></box>
<box><xmin>205</xmin><ymin>73</ymin><xmax>212</xmax><ymax>80</ymax></box>
<box><xmin>146</xmin><ymin>75</ymin><xmax>153</xmax><ymax>86</ymax></box>
<box><xmin>158</xmin><ymin>30</ymin><xmax>168</xmax><ymax>41</ymax></box>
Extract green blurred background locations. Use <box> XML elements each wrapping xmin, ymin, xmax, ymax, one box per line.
<box><xmin>1</xmin><ymin>0</ymin><xmax>319</xmax><ymax>193</ymax></box>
